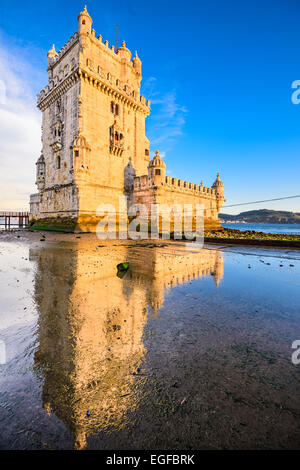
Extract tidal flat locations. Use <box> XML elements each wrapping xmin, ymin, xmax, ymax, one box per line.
<box><xmin>0</xmin><ymin>231</ymin><xmax>299</xmax><ymax>450</ymax></box>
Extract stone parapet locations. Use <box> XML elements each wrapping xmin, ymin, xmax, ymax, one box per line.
<box><xmin>134</xmin><ymin>175</ymin><xmax>217</xmax><ymax>198</ymax></box>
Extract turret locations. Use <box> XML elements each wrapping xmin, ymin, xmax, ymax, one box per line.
<box><xmin>212</xmin><ymin>172</ymin><xmax>224</xmax><ymax>199</ymax></box>
<box><xmin>36</xmin><ymin>154</ymin><xmax>45</xmax><ymax>191</ymax></box>
<box><xmin>47</xmin><ymin>44</ymin><xmax>57</xmax><ymax>74</ymax></box>
<box><xmin>117</xmin><ymin>40</ymin><xmax>132</xmax><ymax>62</ymax></box>
<box><xmin>148</xmin><ymin>150</ymin><xmax>166</xmax><ymax>185</ymax></box>
<box><xmin>212</xmin><ymin>172</ymin><xmax>225</xmax><ymax>212</ymax></box>
<box><xmin>132</xmin><ymin>50</ymin><xmax>142</xmax><ymax>76</ymax></box>
<box><xmin>78</xmin><ymin>5</ymin><xmax>92</xmax><ymax>35</ymax></box>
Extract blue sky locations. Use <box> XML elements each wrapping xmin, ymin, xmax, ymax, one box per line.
<box><xmin>0</xmin><ymin>0</ymin><xmax>300</xmax><ymax>213</ymax></box>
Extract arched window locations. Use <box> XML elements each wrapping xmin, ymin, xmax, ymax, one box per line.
<box><xmin>82</xmin><ymin>20</ymin><xmax>86</xmax><ymax>25</ymax></box>
<box><xmin>111</xmin><ymin>102</ymin><xmax>115</xmax><ymax>113</ymax></box>
<box><xmin>155</xmin><ymin>169</ymin><xmax>161</xmax><ymax>176</ymax></box>
<box><xmin>57</xmin><ymin>155</ymin><xmax>61</xmax><ymax>170</ymax></box>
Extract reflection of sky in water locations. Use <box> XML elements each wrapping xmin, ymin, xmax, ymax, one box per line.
<box><xmin>0</xmin><ymin>239</ymin><xmax>299</xmax><ymax>450</ymax></box>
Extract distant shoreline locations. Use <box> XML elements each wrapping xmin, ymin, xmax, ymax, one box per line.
<box><xmin>220</xmin><ymin>221</ymin><xmax>300</xmax><ymax>225</ymax></box>
<box><xmin>220</xmin><ymin>209</ymin><xmax>300</xmax><ymax>225</ymax></box>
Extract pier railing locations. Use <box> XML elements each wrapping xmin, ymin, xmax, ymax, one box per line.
<box><xmin>0</xmin><ymin>212</ymin><xmax>29</xmax><ymax>229</ymax></box>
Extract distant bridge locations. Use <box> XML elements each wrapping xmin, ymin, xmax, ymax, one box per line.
<box><xmin>0</xmin><ymin>212</ymin><xmax>29</xmax><ymax>229</ymax></box>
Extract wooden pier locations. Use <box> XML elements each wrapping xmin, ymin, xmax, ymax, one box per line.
<box><xmin>0</xmin><ymin>212</ymin><xmax>29</xmax><ymax>229</ymax></box>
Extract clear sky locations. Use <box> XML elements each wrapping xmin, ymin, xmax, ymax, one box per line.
<box><xmin>0</xmin><ymin>0</ymin><xmax>300</xmax><ymax>214</ymax></box>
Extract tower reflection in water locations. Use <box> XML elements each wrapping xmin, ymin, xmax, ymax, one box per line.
<box><xmin>30</xmin><ymin>242</ymin><xmax>223</xmax><ymax>449</ymax></box>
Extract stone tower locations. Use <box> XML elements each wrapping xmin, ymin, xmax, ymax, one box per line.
<box><xmin>30</xmin><ymin>6</ymin><xmax>151</xmax><ymax>231</ymax></box>
<box><xmin>29</xmin><ymin>5</ymin><xmax>225</xmax><ymax>233</ymax></box>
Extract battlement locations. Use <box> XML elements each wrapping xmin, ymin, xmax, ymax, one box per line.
<box><xmin>134</xmin><ymin>174</ymin><xmax>217</xmax><ymax>197</ymax></box>
<box><xmin>48</xmin><ymin>32</ymin><xmax>79</xmax><ymax>68</ymax></box>
<box><xmin>39</xmin><ymin>29</ymin><xmax>150</xmax><ymax>112</ymax></box>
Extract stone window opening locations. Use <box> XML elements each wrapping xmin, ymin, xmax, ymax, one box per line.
<box><xmin>110</xmin><ymin>125</ymin><xmax>124</xmax><ymax>155</ymax></box>
<box><xmin>82</xmin><ymin>20</ymin><xmax>86</xmax><ymax>25</ymax></box>
<box><xmin>54</xmin><ymin>122</ymin><xmax>62</xmax><ymax>139</ymax></box>
<box><xmin>56</xmin><ymin>155</ymin><xmax>61</xmax><ymax>170</ymax></box>
<box><xmin>145</xmin><ymin>149</ymin><xmax>149</xmax><ymax>156</ymax></box>
<box><xmin>75</xmin><ymin>150</ymin><xmax>79</xmax><ymax>157</ymax></box>
<box><xmin>155</xmin><ymin>169</ymin><xmax>161</xmax><ymax>176</ymax></box>
<box><xmin>114</xmin><ymin>132</ymin><xmax>123</xmax><ymax>141</ymax></box>
<box><xmin>111</xmin><ymin>102</ymin><xmax>119</xmax><ymax>116</ymax></box>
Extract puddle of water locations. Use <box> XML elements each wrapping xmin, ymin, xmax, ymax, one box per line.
<box><xmin>0</xmin><ymin>238</ymin><xmax>299</xmax><ymax>450</ymax></box>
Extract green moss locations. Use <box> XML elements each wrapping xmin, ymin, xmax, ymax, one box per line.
<box><xmin>27</xmin><ymin>218</ymin><xmax>77</xmax><ymax>233</ymax></box>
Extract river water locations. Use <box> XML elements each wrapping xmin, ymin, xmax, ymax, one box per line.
<box><xmin>0</xmin><ymin>233</ymin><xmax>299</xmax><ymax>450</ymax></box>
<box><xmin>222</xmin><ymin>223</ymin><xmax>300</xmax><ymax>235</ymax></box>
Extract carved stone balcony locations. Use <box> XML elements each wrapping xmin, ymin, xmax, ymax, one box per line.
<box><xmin>110</xmin><ymin>140</ymin><xmax>124</xmax><ymax>156</ymax></box>
<box><xmin>51</xmin><ymin>136</ymin><xmax>62</xmax><ymax>153</ymax></box>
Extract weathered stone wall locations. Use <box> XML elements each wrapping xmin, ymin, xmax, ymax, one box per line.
<box><xmin>133</xmin><ymin>177</ymin><xmax>223</xmax><ymax>230</ymax></box>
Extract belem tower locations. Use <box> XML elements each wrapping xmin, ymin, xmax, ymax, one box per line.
<box><xmin>29</xmin><ymin>6</ymin><xmax>225</xmax><ymax>232</ymax></box>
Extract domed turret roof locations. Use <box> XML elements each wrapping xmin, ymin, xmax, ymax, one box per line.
<box><xmin>212</xmin><ymin>172</ymin><xmax>224</xmax><ymax>187</ymax></box>
<box><xmin>47</xmin><ymin>44</ymin><xmax>57</xmax><ymax>59</ymax></box>
<box><xmin>78</xmin><ymin>5</ymin><xmax>92</xmax><ymax>21</ymax></box>
<box><xmin>116</xmin><ymin>40</ymin><xmax>132</xmax><ymax>61</ymax></box>
<box><xmin>148</xmin><ymin>150</ymin><xmax>166</xmax><ymax>168</ymax></box>
<box><xmin>36</xmin><ymin>154</ymin><xmax>45</xmax><ymax>164</ymax></box>
<box><xmin>133</xmin><ymin>50</ymin><xmax>141</xmax><ymax>65</ymax></box>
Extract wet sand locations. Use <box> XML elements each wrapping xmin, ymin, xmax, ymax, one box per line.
<box><xmin>0</xmin><ymin>230</ymin><xmax>299</xmax><ymax>450</ymax></box>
